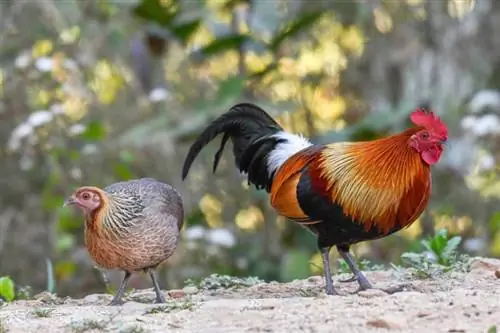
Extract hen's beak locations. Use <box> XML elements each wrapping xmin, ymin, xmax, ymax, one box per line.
<box><xmin>63</xmin><ymin>196</ymin><xmax>76</xmax><ymax>207</ymax></box>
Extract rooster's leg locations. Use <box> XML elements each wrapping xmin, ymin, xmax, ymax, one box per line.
<box><xmin>320</xmin><ymin>246</ymin><xmax>338</xmax><ymax>295</ymax></box>
<box><xmin>109</xmin><ymin>271</ymin><xmax>132</xmax><ymax>306</ymax></box>
<box><xmin>336</xmin><ymin>246</ymin><xmax>372</xmax><ymax>291</ymax></box>
<box><xmin>148</xmin><ymin>269</ymin><xmax>167</xmax><ymax>303</ymax></box>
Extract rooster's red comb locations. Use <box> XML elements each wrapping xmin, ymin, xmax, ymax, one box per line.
<box><xmin>410</xmin><ymin>108</ymin><xmax>448</xmax><ymax>138</ymax></box>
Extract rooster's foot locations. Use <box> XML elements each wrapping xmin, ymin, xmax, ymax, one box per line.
<box><xmin>108</xmin><ymin>298</ymin><xmax>125</xmax><ymax>306</ymax></box>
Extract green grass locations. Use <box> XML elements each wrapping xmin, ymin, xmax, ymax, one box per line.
<box><xmin>185</xmin><ymin>273</ymin><xmax>264</xmax><ymax>291</ymax></box>
<box><xmin>396</xmin><ymin>228</ymin><xmax>471</xmax><ymax>279</ymax></box>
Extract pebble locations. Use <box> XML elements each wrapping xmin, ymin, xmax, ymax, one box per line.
<box><xmin>168</xmin><ymin>289</ymin><xmax>185</xmax><ymax>299</ymax></box>
<box><xmin>358</xmin><ymin>289</ymin><xmax>387</xmax><ymax>298</ymax></box>
<box><xmin>33</xmin><ymin>291</ymin><xmax>57</xmax><ymax>303</ymax></box>
<box><xmin>367</xmin><ymin>315</ymin><xmax>407</xmax><ymax>329</ymax></box>
<box><xmin>469</xmin><ymin>258</ymin><xmax>500</xmax><ymax>274</ymax></box>
<box><xmin>82</xmin><ymin>293</ymin><xmax>111</xmax><ymax>305</ymax></box>
<box><xmin>495</xmin><ymin>270</ymin><xmax>500</xmax><ymax>279</ymax></box>
<box><xmin>183</xmin><ymin>286</ymin><xmax>199</xmax><ymax>295</ymax></box>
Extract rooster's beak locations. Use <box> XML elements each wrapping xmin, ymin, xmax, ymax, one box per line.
<box><xmin>63</xmin><ymin>196</ymin><xmax>76</xmax><ymax>207</ymax></box>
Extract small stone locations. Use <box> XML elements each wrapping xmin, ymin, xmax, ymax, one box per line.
<box><xmin>168</xmin><ymin>289</ymin><xmax>185</xmax><ymax>299</ymax></box>
<box><xmin>470</xmin><ymin>258</ymin><xmax>500</xmax><ymax>274</ymax></box>
<box><xmin>82</xmin><ymin>293</ymin><xmax>111</xmax><ymax>305</ymax></box>
<box><xmin>495</xmin><ymin>269</ymin><xmax>500</xmax><ymax>279</ymax></box>
<box><xmin>416</xmin><ymin>311</ymin><xmax>431</xmax><ymax>318</ymax></box>
<box><xmin>358</xmin><ymin>289</ymin><xmax>387</xmax><ymax>298</ymax></box>
<box><xmin>183</xmin><ymin>286</ymin><xmax>199</xmax><ymax>295</ymax></box>
<box><xmin>33</xmin><ymin>291</ymin><xmax>57</xmax><ymax>303</ymax></box>
<box><xmin>367</xmin><ymin>315</ymin><xmax>407</xmax><ymax>330</ymax></box>
<box><xmin>307</xmin><ymin>276</ymin><xmax>322</xmax><ymax>283</ymax></box>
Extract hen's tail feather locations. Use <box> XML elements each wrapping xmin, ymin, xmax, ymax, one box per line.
<box><xmin>181</xmin><ymin>103</ymin><xmax>285</xmax><ymax>191</ymax></box>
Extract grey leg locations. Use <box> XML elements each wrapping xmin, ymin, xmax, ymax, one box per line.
<box><xmin>320</xmin><ymin>247</ymin><xmax>338</xmax><ymax>295</ymax></box>
<box><xmin>337</xmin><ymin>246</ymin><xmax>372</xmax><ymax>291</ymax></box>
<box><xmin>109</xmin><ymin>271</ymin><xmax>132</xmax><ymax>306</ymax></box>
<box><xmin>148</xmin><ymin>270</ymin><xmax>166</xmax><ymax>303</ymax></box>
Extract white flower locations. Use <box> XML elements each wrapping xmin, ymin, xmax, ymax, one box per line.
<box><xmin>11</xmin><ymin>123</ymin><xmax>33</xmax><ymax>140</ymax></box>
<box><xmin>15</xmin><ymin>52</ymin><xmax>31</xmax><ymax>69</ymax></box>
<box><xmin>28</xmin><ymin>110</ymin><xmax>53</xmax><ymax>127</ymax></box>
<box><xmin>184</xmin><ymin>226</ymin><xmax>206</xmax><ymax>241</ymax></box>
<box><xmin>477</xmin><ymin>153</ymin><xmax>495</xmax><ymax>171</ymax></box>
<box><xmin>82</xmin><ymin>144</ymin><xmax>98</xmax><ymax>155</ymax></box>
<box><xmin>69</xmin><ymin>124</ymin><xmax>86</xmax><ymax>136</ymax></box>
<box><xmin>35</xmin><ymin>57</ymin><xmax>53</xmax><ymax>72</ymax></box>
<box><xmin>206</xmin><ymin>228</ymin><xmax>236</xmax><ymax>248</ymax></box>
<box><xmin>472</xmin><ymin>114</ymin><xmax>500</xmax><ymax>136</ymax></box>
<box><xmin>460</xmin><ymin>115</ymin><xmax>476</xmax><ymax>130</ymax></box>
<box><xmin>148</xmin><ymin>87</ymin><xmax>170</xmax><ymax>103</ymax></box>
<box><xmin>468</xmin><ymin>89</ymin><xmax>500</xmax><ymax>114</ymax></box>
<box><xmin>50</xmin><ymin>104</ymin><xmax>65</xmax><ymax>115</ymax></box>
<box><xmin>463</xmin><ymin>237</ymin><xmax>486</xmax><ymax>252</ymax></box>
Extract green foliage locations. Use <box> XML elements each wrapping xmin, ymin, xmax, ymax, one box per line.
<box><xmin>281</xmin><ymin>250</ymin><xmax>311</xmax><ymax>281</ymax></box>
<box><xmin>420</xmin><ymin>229</ymin><xmax>462</xmax><ymax>266</ymax></box>
<box><xmin>0</xmin><ymin>277</ymin><xmax>15</xmax><ymax>302</ymax></box>
<box><xmin>45</xmin><ymin>258</ymin><xmax>56</xmax><ymax>294</ymax></box>
<box><xmin>269</xmin><ymin>12</ymin><xmax>324</xmax><ymax>52</ymax></box>
<box><xmin>133</xmin><ymin>0</ymin><xmax>180</xmax><ymax>27</ymax></box>
<box><xmin>185</xmin><ymin>274</ymin><xmax>264</xmax><ymax>291</ymax></box>
<box><xmin>399</xmin><ymin>229</ymin><xmax>470</xmax><ymax>278</ymax></box>
<box><xmin>31</xmin><ymin>307</ymin><xmax>55</xmax><ymax>318</ymax></box>
<box><xmin>196</xmin><ymin>35</ymin><xmax>249</xmax><ymax>58</ymax></box>
<box><xmin>81</xmin><ymin>120</ymin><xmax>106</xmax><ymax>141</ymax></box>
<box><xmin>489</xmin><ymin>326</ymin><xmax>497</xmax><ymax>333</ymax></box>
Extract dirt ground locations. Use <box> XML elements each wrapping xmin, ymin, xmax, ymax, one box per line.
<box><xmin>1</xmin><ymin>257</ymin><xmax>499</xmax><ymax>333</ymax></box>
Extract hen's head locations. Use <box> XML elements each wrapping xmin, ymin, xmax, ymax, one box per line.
<box><xmin>408</xmin><ymin>108</ymin><xmax>448</xmax><ymax>165</ymax></box>
<box><xmin>64</xmin><ymin>187</ymin><xmax>104</xmax><ymax>215</ymax></box>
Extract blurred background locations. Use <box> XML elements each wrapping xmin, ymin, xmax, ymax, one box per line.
<box><xmin>1</xmin><ymin>0</ymin><xmax>500</xmax><ymax>298</ymax></box>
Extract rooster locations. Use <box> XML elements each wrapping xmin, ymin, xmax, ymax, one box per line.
<box><xmin>181</xmin><ymin>103</ymin><xmax>448</xmax><ymax>295</ymax></box>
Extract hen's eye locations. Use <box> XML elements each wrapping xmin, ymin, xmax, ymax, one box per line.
<box><xmin>82</xmin><ymin>192</ymin><xmax>90</xmax><ymax>200</ymax></box>
<box><xmin>421</xmin><ymin>132</ymin><xmax>430</xmax><ymax>140</ymax></box>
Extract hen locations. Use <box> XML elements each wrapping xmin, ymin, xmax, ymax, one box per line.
<box><xmin>64</xmin><ymin>178</ymin><xmax>184</xmax><ymax>305</ymax></box>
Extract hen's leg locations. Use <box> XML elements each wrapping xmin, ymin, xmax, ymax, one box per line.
<box><xmin>320</xmin><ymin>246</ymin><xmax>338</xmax><ymax>295</ymax></box>
<box><xmin>336</xmin><ymin>246</ymin><xmax>372</xmax><ymax>290</ymax></box>
<box><xmin>148</xmin><ymin>269</ymin><xmax>167</xmax><ymax>303</ymax></box>
<box><xmin>109</xmin><ymin>271</ymin><xmax>131</xmax><ymax>306</ymax></box>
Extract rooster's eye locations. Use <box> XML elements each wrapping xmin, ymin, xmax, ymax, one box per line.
<box><xmin>421</xmin><ymin>132</ymin><xmax>430</xmax><ymax>140</ymax></box>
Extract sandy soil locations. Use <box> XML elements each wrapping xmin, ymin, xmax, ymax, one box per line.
<box><xmin>1</xmin><ymin>257</ymin><xmax>499</xmax><ymax>333</ymax></box>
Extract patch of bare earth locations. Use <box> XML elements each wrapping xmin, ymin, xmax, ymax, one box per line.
<box><xmin>1</xmin><ymin>257</ymin><xmax>499</xmax><ymax>333</ymax></box>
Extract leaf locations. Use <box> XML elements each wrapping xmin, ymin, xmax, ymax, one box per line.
<box><xmin>488</xmin><ymin>326</ymin><xmax>497</xmax><ymax>333</ymax></box>
<box><xmin>45</xmin><ymin>258</ymin><xmax>55</xmax><ymax>294</ymax></box>
<box><xmin>114</xmin><ymin>163</ymin><xmax>134</xmax><ymax>180</ymax></box>
<box><xmin>249</xmin><ymin>63</ymin><xmax>278</xmax><ymax>80</ymax></box>
<box><xmin>132</xmin><ymin>0</ymin><xmax>179</xmax><ymax>26</ymax></box>
<box><xmin>196</xmin><ymin>34</ymin><xmax>249</xmax><ymax>58</ymax></box>
<box><xmin>81</xmin><ymin>120</ymin><xmax>106</xmax><ymax>141</ymax></box>
<box><xmin>442</xmin><ymin>236</ymin><xmax>462</xmax><ymax>264</ymax></box>
<box><xmin>214</xmin><ymin>75</ymin><xmax>245</xmax><ymax>105</ymax></box>
<box><xmin>56</xmin><ymin>232</ymin><xmax>76</xmax><ymax>253</ymax></box>
<box><xmin>0</xmin><ymin>276</ymin><xmax>15</xmax><ymax>301</ymax></box>
<box><xmin>269</xmin><ymin>11</ymin><xmax>324</xmax><ymax>52</ymax></box>
<box><xmin>171</xmin><ymin>19</ymin><xmax>201</xmax><ymax>44</ymax></box>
